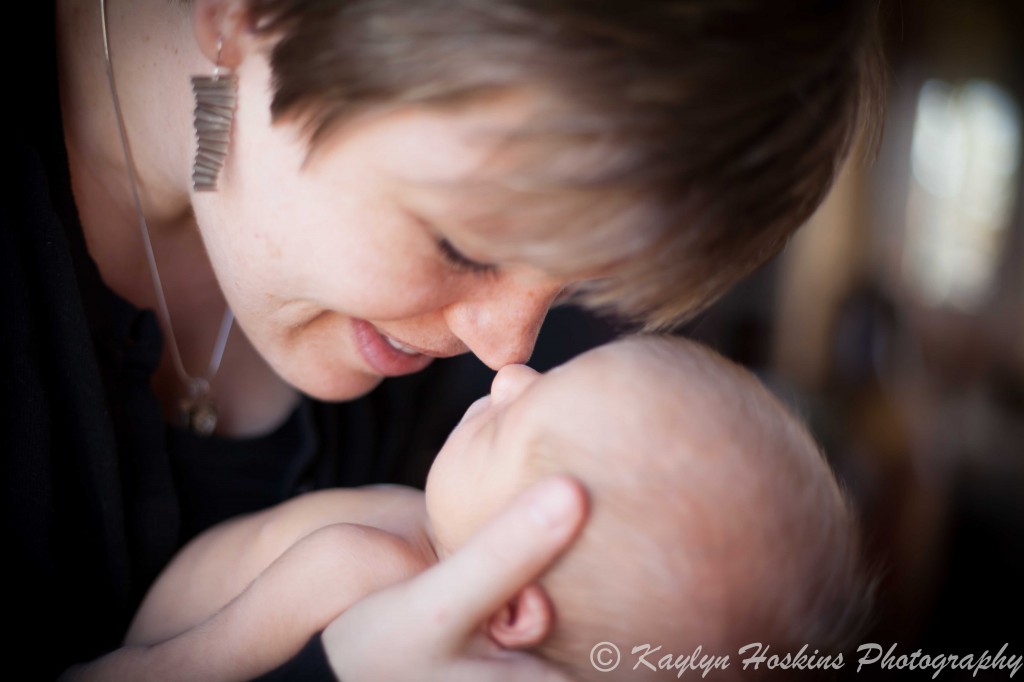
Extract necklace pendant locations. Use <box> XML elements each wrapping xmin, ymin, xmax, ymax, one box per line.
<box><xmin>181</xmin><ymin>390</ymin><xmax>218</xmax><ymax>437</ymax></box>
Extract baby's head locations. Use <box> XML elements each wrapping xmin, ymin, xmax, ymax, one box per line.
<box><xmin>425</xmin><ymin>336</ymin><xmax>871</xmax><ymax>680</ymax></box>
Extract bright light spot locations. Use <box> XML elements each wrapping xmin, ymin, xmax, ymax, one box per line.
<box><xmin>904</xmin><ymin>79</ymin><xmax>1021</xmax><ymax>310</ymax></box>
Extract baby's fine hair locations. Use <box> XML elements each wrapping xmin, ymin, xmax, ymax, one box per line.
<box><xmin>529</xmin><ymin>336</ymin><xmax>873</xmax><ymax>681</ymax></box>
<box><xmin>209</xmin><ymin>0</ymin><xmax>885</xmax><ymax>329</ymax></box>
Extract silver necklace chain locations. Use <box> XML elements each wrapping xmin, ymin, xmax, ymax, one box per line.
<box><xmin>99</xmin><ymin>0</ymin><xmax>233</xmax><ymax>428</ymax></box>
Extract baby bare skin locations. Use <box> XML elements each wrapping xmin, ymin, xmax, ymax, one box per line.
<box><xmin>125</xmin><ymin>486</ymin><xmax>439</xmax><ymax>676</ymax></box>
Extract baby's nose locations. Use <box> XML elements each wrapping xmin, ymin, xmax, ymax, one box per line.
<box><xmin>490</xmin><ymin>364</ymin><xmax>540</xmax><ymax>404</ymax></box>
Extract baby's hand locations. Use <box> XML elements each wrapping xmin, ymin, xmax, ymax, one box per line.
<box><xmin>322</xmin><ymin>476</ymin><xmax>588</xmax><ymax>681</ymax></box>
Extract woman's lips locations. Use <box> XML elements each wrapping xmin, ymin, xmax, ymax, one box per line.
<box><xmin>351</xmin><ymin>318</ymin><xmax>435</xmax><ymax>377</ymax></box>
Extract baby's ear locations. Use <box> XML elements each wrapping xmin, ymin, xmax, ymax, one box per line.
<box><xmin>486</xmin><ymin>583</ymin><xmax>554</xmax><ymax>650</ymax></box>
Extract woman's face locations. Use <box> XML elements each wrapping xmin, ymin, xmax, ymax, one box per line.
<box><xmin>193</xmin><ymin>46</ymin><xmax>587</xmax><ymax>400</ymax></box>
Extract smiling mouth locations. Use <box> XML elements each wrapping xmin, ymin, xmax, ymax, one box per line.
<box><xmin>383</xmin><ymin>334</ymin><xmax>422</xmax><ymax>356</ymax></box>
<box><xmin>351</xmin><ymin>318</ymin><xmax>435</xmax><ymax>377</ymax></box>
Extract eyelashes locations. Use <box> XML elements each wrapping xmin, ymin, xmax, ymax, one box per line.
<box><xmin>410</xmin><ymin>208</ymin><xmax>499</xmax><ymax>277</ymax></box>
<box><xmin>437</xmin><ymin>238</ymin><xmax>499</xmax><ymax>276</ymax></box>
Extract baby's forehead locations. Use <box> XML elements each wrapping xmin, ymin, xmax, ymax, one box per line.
<box><xmin>523</xmin><ymin>344</ymin><xmax>695</xmax><ymax>444</ymax></box>
<box><xmin>529</xmin><ymin>347</ymin><xmax>637</xmax><ymax>406</ymax></box>
<box><xmin>543</xmin><ymin>342</ymin><xmax>690</xmax><ymax>399</ymax></box>
<box><xmin>529</xmin><ymin>339</ymin><xmax>764</xmax><ymax>456</ymax></box>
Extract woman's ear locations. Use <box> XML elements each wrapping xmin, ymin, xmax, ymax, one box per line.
<box><xmin>487</xmin><ymin>583</ymin><xmax>554</xmax><ymax>650</ymax></box>
<box><xmin>191</xmin><ymin>0</ymin><xmax>252</xmax><ymax>70</ymax></box>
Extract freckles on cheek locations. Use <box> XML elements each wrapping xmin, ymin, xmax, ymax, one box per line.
<box><xmin>350</xmin><ymin>267</ymin><xmax>452</xmax><ymax>320</ymax></box>
<box><xmin>397</xmin><ymin>275</ymin><xmax>452</xmax><ymax>309</ymax></box>
<box><xmin>251</xmin><ymin>230</ymin><xmax>284</xmax><ymax>262</ymax></box>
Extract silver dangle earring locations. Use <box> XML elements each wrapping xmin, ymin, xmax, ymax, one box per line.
<box><xmin>191</xmin><ymin>38</ymin><xmax>237</xmax><ymax>192</ymax></box>
<box><xmin>101</xmin><ymin>0</ymin><xmax>234</xmax><ymax>436</ymax></box>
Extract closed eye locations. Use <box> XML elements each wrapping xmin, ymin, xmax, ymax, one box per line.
<box><xmin>437</xmin><ymin>238</ymin><xmax>499</xmax><ymax>276</ymax></box>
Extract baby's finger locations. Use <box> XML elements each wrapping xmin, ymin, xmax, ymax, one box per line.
<box><xmin>415</xmin><ymin>475</ymin><xmax>588</xmax><ymax>651</ymax></box>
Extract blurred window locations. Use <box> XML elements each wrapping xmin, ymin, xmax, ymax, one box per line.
<box><xmin>903</xmin><ymin>79</ymin><xmax>1021</xmax><ymax>310</ymax></box>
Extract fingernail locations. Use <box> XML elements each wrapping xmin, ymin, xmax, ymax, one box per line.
<box><xmin>528</xmin><ymin>477</ymin><xmax>579</xmax><ymax>530</ymax></box>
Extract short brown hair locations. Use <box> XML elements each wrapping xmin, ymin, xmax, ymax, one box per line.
<box><xmin>245</xmin><ymin>0</ymin><xmax>885</xmax><ymax>329</ymax></box>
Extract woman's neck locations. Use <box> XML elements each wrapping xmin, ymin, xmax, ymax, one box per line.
<box><xmin>55</xmin><ymin>0</ymin><xmax>301</xmax><ymax>437</ymax></box>
<box><xmin>57</xmin><ymin>0</ymin><xmax>200</xmax><ymax>230</ymax></box>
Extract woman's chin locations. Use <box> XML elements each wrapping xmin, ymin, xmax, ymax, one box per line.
<box><xmin>282</xmin><ymin>361</ymin><xmax>386</xmax><ymax>402</ymax></box>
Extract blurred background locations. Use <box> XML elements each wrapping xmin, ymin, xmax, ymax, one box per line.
<box><xmin>680</xmin><ymin>1</ymin><xmax>1024</xmax><ymax>677</ymax></box>
<box><xmin>547</xmin><ymin>1</ymin><xmax>1024</xmax><ymax>677</ymax></box>
<box><xmin>390</xmin><ymin>2</ymin><xmax>1023</xmax><ymax>678</ymax></box>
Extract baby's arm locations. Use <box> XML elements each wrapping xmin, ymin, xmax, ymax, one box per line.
<box><xmin>128</xmin><ymin>486</ymin><xmax>425</xmax><ymax>644</ymax></box>
<box><xmin>69</xmin><ymin>521</ymin><xmax>428</xmax><ymax>681</ymax></box>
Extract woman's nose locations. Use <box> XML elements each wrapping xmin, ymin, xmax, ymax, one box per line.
<box><xmin>490</xmin><ymin>364</ymin><xmax>540</xmax><ymax>404</ymax></box>
<box><xmin>443</xmin><ymin>274</ymin><xmax>564</xmax><ymax>370</ymax></box>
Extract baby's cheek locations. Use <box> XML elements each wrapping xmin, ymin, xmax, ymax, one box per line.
<box><xmin>432</xmin><ymin>497</ymin><xmax>496</xmax><ymax>557</ymax></box>
<box><xmin>424</xmin><ymin>473</ymin><xmax>471</xmax><ymax>553</ymax></box>
<box><xmin>460</xmin><ymin>485</ymin><xmax>524</xmax><ymax>547</ymax></box>
<box><xmin>439</xmin><ymin>502</ymin><xmax>484</xmax><ymax>552</ymax></box>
